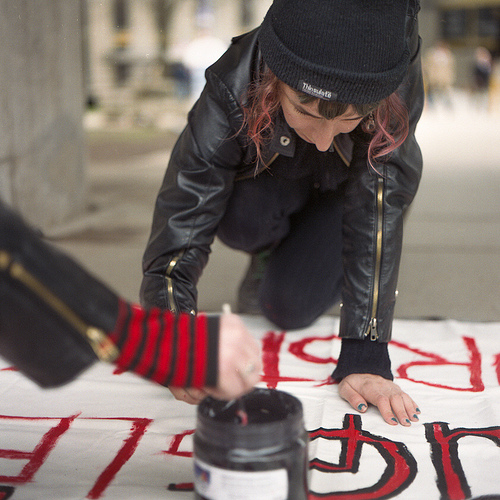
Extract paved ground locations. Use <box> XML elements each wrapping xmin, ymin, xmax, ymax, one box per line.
<box><xmin>49</xmin><ymin>91</ymin><xmax>500</xmax><ymax>322</ymax></box>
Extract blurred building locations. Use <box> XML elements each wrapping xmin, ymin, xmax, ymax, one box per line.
<box><xmin>2</xmin><ymin>0</ymin><xmax>499</xmax><ymax>227</ymax></box>
<box><xmin>82</xmin><ymin>0</ymin><xmax>272</xmax><ymax>118</ymax></box>
<box><xmin>82</xmin><ymin>0</ymin><xmax>500</xmax><ymax>120</ymax></box>
<box><xmin>420</xmin><ymin>0</ymin><xmax>500</xmax><ymax>88</ymax></box>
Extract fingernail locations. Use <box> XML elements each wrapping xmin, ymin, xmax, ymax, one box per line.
<box><xmin>416</xmin><ymin>408</ymin><xmax>421</xmax><ymax>414</ymax></box>
<box><xmin>413</xmin><ymin>414</ymin><xmax>419</xmax><ymax>420</ymax></box>
<box><xmin>391</xmin><ymin>417</ymin><xmax>398</xmax><ymax>424</ymax></box>
<box><xmin>405</xmin><ymin>419</ymin><xmax>411</xmax><ymax>425</ymax></box>
<box><xmin>357</xmin><ymin>403</ymin><xmax>367</xmax><ymax>412</ymax></box>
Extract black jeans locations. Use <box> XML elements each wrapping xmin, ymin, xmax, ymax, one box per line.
<box><xmin>217</xmin><ymin>173</ymin><xmax>344</xmax><ymax>329</ymax></box>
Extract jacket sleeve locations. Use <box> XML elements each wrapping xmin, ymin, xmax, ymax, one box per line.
<box><xmin>339</xmin><ymin>6</ymin><xmax>424</xmax><ymax>342</ymax></box>
<box><xmin>140</xmin><ymin>69</ymin><xmax>245</xmax><ymax>313</ymax></box>
<box><xmin>0</xmin><ymin>201</ymin><xmax>220</xmax><ymax>389</ymax></box>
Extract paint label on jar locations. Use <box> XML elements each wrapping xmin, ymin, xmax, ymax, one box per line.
<box><xmin>194</xmin><ymin>458</ymin><xmax>288</xmax><ymax>500</ymax></box>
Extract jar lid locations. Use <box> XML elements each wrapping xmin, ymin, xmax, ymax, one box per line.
<box><xmin>196</xmin><ymin>388</ymin><xmax>306</xmax><ymax>450</ymax></box>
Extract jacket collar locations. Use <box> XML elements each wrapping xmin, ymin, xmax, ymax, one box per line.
<box><xmin>263</xmin><ymin>111</ymin><xmax>342</xmax><ymax>166</ymax></box>
<box><xmin>265</xmin><ymin>111</ymin><xmax>296</xmax><ymax>161</ymax></box>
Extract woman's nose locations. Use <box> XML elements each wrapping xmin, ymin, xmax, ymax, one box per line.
<box><xmin>311</xmin><ymin>121</ymin><xmax>337</xmax><ymax>152</ymax></box>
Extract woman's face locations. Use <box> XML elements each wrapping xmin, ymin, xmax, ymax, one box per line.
<box><xmin>280</xmin><ymin>84</ymin><xmax>363</xmax><ymax>152</ymax></box>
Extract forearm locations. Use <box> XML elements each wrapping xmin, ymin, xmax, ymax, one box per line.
<box><xmin>109</xmin><ymin>300</ymin><xmax>219</xmax><ymax>388</ymax></box>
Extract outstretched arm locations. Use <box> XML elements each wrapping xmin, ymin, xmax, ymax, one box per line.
<box><xmin>0</xmin><ymin>201</ymin><xmax>260</xmax><ymax>400</ymax></box>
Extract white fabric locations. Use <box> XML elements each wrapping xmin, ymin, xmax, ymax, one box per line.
<box><xmin>0</xmin><ymin>316</ymin><xmax>499</xmax><ymax>499</ymax></box>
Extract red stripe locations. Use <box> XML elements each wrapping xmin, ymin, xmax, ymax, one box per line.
<box><xmin>133</xmin><ymin>308</ymin><xmax>161</xmax><ymax>377</ymax></box>
<box><xmin>115</xmin><ymin>304</ymin><xmax>145</xmax><ymax>370</ymax></box>
<box><xmin>169</xmin><ymin>313</ymin><xmax>191</xmax><ymax>386</ymax></box>
<box><xmin>150</xmin><ymin>311</ymin><xmax>174</xmax><ymax>385</ymax></box>
<box><xmin>191</xmin><ymin>314</ymin><xmax>208</xmax><ymax>388</ymax></box>
<box><xmin>108</xmin><ymin>299</ymin><xmax>129</xmax><ymax>344</ymax></box>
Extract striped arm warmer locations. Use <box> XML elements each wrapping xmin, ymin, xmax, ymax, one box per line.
<box><xmin>108</xmin><ymin>299</ymin><xmax>219</xmax><ymax>388</ymax></box>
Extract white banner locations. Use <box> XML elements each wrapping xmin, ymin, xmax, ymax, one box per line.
<box><xmin>0</xmin><ymin>316</ymin><xmax>499</xmax><ymax>499</ymax></box>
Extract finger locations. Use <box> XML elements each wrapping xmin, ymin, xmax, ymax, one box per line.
<box><xmin>387</xmin><ymin>389</ymin><xmax>420</xmax><ymax>424</ymax></box>
<box><xmin>338</xmin><ymin>380</ymin><xmax>368</xmax><ymax>413</ymax></box>
<box><xmin>388</xmin><ymin>395</ymin><xmax>412</xmax><ymax>426</ymax></box>
<box><xmin>238</xmin><ymin>359</ymin><xmax>262</xmax><ymax>386</ymax></box>
<box><xmin>402</xmin><ymin>393</ymin><xmax>420</xmax><ymax>422</ymax></box>
<box><xmin>185</xmin><ymin>388</ymin><xmax>208</xmax><ymax>403</ymax></box>
<box><xmin>217</xmin><ymin>313</ymin><xmax>262</xmax><ymax>398</ymax></box>
<box><xmin>169</xmin><ymin>387</ymin><xmax>195</xmax><ymax>404</ymax></box>
<box><xmin>373</xmin><ymin>395</ymin><xmax>399</xmax><ymax>426</ymax></box>
<box><xmin>208</xmin><ymin>374</ymin><xmax>246</xmax><ymax>401</ymax></box>
<box><xmin>169</xmin><ymin>387</ymin><xmax>205</xmax><ymax>405</ymax></box>
<box><xmin>214</xmin><ymin>361</ymin><xmax>260</xmax><ymax>401</ymax></box>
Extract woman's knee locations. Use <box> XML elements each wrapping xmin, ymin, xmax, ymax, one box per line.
<box><xmin>259</xmin><ymin>275</ymin><xmax>342</xmax><ymax>330</ymax></box>
<box><xmin>260</xmin><ymin>298</ymin><xmax>322</xmax><ymax>330</ymax></box>
<box><xmin>259</xmin><ymin>290</ymin><xmax>334</xmax><ymax>330</ymax></box>
<box><xmin>218</xmin><ymin>207</ymin><xmax>292</xmax><ymax>253</ymax></box>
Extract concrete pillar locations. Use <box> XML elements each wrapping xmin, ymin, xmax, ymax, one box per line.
<box><xmin>0</xmin><ymin>0</ymin><xmax>86</xmax><ymax>229</ymax></box>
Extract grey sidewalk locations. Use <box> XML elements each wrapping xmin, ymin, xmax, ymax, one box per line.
<box><xmin>51</xmin><ymin>92</ymin><xmax>500</xmax><ymax>322</ymax></box>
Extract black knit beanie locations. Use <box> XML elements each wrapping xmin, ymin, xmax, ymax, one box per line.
<box><xmin>258</xmin><ymin>0</ymin><xmax>410</xmax><ymax>104</ymax></box>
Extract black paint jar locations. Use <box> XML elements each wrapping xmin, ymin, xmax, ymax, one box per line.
<box><xmin>193</xmin><ymin>388</ymin><xmax>308</xmax><ymax>500</ymax></box>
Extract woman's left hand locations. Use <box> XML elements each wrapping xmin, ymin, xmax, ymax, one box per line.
<box><xmin>338</xmin><ymin>373</ymin><xmax>420</xmax><ymax>426</ymax></box>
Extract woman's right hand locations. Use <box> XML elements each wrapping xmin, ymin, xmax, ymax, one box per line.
<box><xmin>170</xmin><ymin>313</ymin><xmax>261</xmax><ymax>404</ymax></box>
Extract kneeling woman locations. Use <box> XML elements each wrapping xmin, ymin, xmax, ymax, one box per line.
<box><xmin>141</xmin><ymin>0</ymin><xmax>424</xmax><ymax>426</ymax></box>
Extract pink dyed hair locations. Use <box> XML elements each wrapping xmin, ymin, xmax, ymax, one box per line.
<box><xmin>242</xmin><ymin>68</ymin><xmax>409</xmax><ymax>169</ymax></box>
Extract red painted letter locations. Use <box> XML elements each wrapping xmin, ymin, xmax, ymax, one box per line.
<box><xmin>0</xmin><ymin>414</ymin><xmax>77</xmax><ymax>484</ymax></box>
<box><xmin>424</xmin><ymin>421</ymin><xmax>500</xmax><ymax>500</ymax></box>
<box><xmin>309</xmin><ymin>414</ymin><xmax>417</xmax><ymax>499</ymax></box>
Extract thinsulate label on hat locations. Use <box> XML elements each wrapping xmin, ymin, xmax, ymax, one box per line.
<box><xmin>194</xmin><ymin>458</ymin><xmax>288</xmax><ymax>500</ymax></box>
<box><xmin>299</xmin><ymin>80</ymin><xmax>337</xmax><ymax>101</ymax></box>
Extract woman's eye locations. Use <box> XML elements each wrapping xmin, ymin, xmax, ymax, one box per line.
<box><xmin>295</xmin><ymin>107</ymin><xmax>307</xmax><ymax>115</ymax></box>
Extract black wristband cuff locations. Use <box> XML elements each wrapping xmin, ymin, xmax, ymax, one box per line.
<box><xmin>332</xmin><ymin>337</ymin><xmax>393</xmax><ymax>381</ymax></box>
<box><xmin>204</xmin><ymin>316</ymin><xmax>220</xmax><ymax>387</ymax></box>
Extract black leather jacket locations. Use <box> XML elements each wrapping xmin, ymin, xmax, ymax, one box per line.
<box><xmin>141</xmin><ymin>3</ymin><xmax>424</xmax><ymax>343</ymax></box>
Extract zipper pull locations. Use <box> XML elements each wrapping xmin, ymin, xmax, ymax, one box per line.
<box><xmin>366</xmin><ymin>317</ymin><xmax>379</xmax><ymax>341</ymax></box>
<box><xmin>86</xmin><ymin>327</ymin><xmax>119</xmax><ymax>362</ymax></box>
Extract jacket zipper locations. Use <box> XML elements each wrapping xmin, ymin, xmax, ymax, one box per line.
<box><xmin>165</xmin><ymin>252</ymin><xmax>184</xmax><ymax>314</ymax></box>
<box><xmin>366</xmin><ymin>177</ymin><xmax>384</xmax><ymax>341</ymax></box>
<box><xmin>0</xmin><ymin>250</ymin><xmax>119</xmax><ymax>362</ymax></box>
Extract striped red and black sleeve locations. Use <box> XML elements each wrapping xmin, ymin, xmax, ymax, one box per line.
<box><xmin>107</xmin><ymin>299</ymin><xmax>219</xmax><ymax>388</ymax></box>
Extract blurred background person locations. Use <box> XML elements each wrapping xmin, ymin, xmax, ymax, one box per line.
<box><xmin>424</xmin><ymin>40</ymin><xmax>456</xmax><ymax>110</ymax></box>
<box><xmin>181</xmin><ymin>20</ymin><xmax>228</xmax><ymax>104</ymax></box>
<box><xmin>472</xmin><ymin>46</ymin><xmax>493</xmax><ymax>111</ymax></box>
